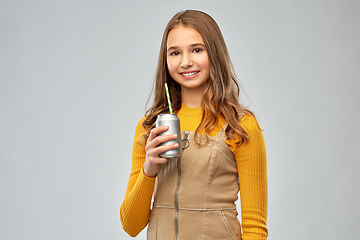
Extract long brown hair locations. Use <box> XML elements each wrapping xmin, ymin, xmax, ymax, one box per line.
<box><xmin>143</xmin><ymin>10</ymin><xmax>254</xmax><ymax>145</ymax></box>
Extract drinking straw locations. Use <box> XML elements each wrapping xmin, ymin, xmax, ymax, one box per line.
<box><xmin>165</xmin><ymin>83</ymin><xmax>173</xmax><ymax>114</ymax></box>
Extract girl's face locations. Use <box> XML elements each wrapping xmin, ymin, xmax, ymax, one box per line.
<box><xmin>166</xmin><ymin>25</ymin><xmax>210</xmax><ymax>93</ymax></box>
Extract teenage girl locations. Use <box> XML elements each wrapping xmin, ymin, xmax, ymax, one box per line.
<box><xmin>120</xmin><ymin>10</ymin><xmax>268</xmax><ymax>240</ymax></box>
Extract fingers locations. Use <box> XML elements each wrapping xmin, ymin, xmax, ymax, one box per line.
<box><xmin>147</xmin><ymin>126</ymin><xmax>178</xmax><ymax>149</ymax></box>
<box><xmin>145</xmin><ymin>137</ymin><xmax>179</xmax><ymax>158</ymax></box>
<box><xmin>151</xmin><ymin>142</ymin><xmax>179</xmax><ymax>157</ymax></box>
<box><xmin>148</xmin><ymin>125</ymin><xmax>169</xmax><ymax>141</ymax></box>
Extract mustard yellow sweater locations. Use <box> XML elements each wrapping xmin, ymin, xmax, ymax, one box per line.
<box><xmin>120</xmin><ymin>104</ymin><xmax>268</xmax><ymax>239</ymax></box>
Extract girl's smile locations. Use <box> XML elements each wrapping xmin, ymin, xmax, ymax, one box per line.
<box><xmin>180</xmin><ymin>70</ymin><xmax>200</xmax><ymax>79</ymax></box>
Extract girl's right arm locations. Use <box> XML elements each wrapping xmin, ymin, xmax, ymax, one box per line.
<box><xmin>120</xmin><ymin>118</ymin><xmax>178</xmax><ymax>237</ymax></box>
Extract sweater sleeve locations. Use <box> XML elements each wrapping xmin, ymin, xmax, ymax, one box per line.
<box><xmin>120</xmin><ymin>117</ymin><xmax>156</xmax><ymax>237</ymax></box>
<box><xmin>229</xmin><ymin>114</ymin><xmax>268</xmax><ymax>240</ymax></box>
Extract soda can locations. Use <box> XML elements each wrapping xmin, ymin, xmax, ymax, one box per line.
<box><xmin>156</xmin><ymin>114</ymin><xmax>182</xmax><ymax>158</ymax></box>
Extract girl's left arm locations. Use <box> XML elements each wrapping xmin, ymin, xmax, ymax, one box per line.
<box><xmin>232</xmin><ymin>114</ymin><xmax>268</xmax><ymax>240</ymax></box>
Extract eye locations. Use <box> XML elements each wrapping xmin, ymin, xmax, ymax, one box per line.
<box><xmin>170</xmin><ymin>51</ymin><xmax>180</xmax><ymax>56</ymax></box>
<box><xmin>193</xmin><ymin>48</ymin><xmax>202</xmax><ymax>53</ymax></box>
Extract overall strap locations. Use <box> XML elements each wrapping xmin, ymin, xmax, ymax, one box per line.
<box><xmin>215</xmin><ymin>113</ymin><xmax>247</xmax><ymax>142</ymax></box>
<box><xmin>215</xmin><ymin>123</ymin><xmax>229</xmax><ymax>142</ymax></box>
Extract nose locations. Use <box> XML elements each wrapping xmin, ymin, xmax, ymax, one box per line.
<box><xmin>181</xmin><ymin>53</ymin><xmax>193</xmax><ymax>68</ymax></box>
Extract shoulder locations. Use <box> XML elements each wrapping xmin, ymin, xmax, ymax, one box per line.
<box><xmin>136</xmin><ymin>116</ymin><xmax>147</xmax><ymax>128</ymax></box>
<box><xmin>131</xmin><ymin>116</ymin><xmax>148</xmax><ymax>147</ymax></box>
<box><xmin>239</xmin><ymin>113</ymin><xmax>261</xmax><ymax>133</ymax></box>
<box><xmin>239</xmin><ymin>114</ymin><xmax>265</xmax><ymax>150</ymax></box>
<box><xmin>135</xmin><ymin>116</ymin><xmax>147</xmax><ymax>133</ymax></box>
<box><xmin>226</xmin><ymin>113</ymin><xmax>264</xmax><ymax>153</ymax></box>
<box><xmin>239</xmin><ymin>114</ymin><xmax>265</xmax><ymax>145</ymax></box>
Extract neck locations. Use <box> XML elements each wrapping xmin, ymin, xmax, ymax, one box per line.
<box><xmin>180</xmin><ymin>84</ymin><xmax>205</xmax><ymax>108</ymax></box>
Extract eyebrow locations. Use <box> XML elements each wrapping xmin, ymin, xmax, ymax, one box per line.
<box><xmin>191</xmin><ymin>43</ymin><xmax>205</xmax><ymax>48</ymax></box>
<box><xmin>167</xmin><ymin>43</ymin><xmax>205</xmax><ymax>52</ymax></box>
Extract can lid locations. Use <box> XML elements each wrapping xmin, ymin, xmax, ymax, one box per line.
<box><xmin>157</xmin><ymin>113</ymin><xmax>178</xmax><ymax>120</ymax></box>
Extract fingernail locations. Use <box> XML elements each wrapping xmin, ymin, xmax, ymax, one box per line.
<box><xmin>174</xmin><ymin>143</ymin><xmax>179</xmax><ymax>147</ymax></box>
<box><xmin>173</xmin><ymin>134</ymin><xmax>177</xmax><ymax>138</ymax></box>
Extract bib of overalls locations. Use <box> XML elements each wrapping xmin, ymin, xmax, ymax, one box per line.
<box><xmin>147</xmin><ymin>125</ymin><xmax>241</xmax><ymax>240</ymax></box>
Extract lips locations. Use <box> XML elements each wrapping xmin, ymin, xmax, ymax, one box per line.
<box><xmin>180</xmin><ymin>71</ymin><xmax>200</xmax><ymax>78</ymax></box>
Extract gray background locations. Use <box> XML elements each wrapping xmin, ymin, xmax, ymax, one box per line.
<box><xmin>1</xmin><ymin>0</ymin><xmax>359</xmax><ymax>239</ymax></box>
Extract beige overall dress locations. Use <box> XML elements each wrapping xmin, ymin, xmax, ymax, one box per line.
<box><xmin>147</xmin><ymin>125</ymin><xmax>241</xmax><ymax>240</ymax></box>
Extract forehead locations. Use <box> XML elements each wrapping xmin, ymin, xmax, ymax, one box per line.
<box><xmin>166</xmin><ymin>25</ymin><xmax>204</xmax><ymax>47</ymax></box>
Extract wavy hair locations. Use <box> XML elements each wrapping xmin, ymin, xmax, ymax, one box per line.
<box><xmin>142</xmin><ymin>10</ymin><xmax>254</xmax><ymax>145</ymax></box>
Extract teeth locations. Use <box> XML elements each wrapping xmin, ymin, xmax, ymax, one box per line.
<box><xmin>182</xmin><ymin>71</ymin><xmax>198</xmax><ymax>76</ymax></box>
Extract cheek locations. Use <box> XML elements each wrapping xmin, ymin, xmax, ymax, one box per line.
<box><xmin>199</xmin><ymin>56</ymin><xmax>210</xmax><ymax>73</ymax></box>
<box><xmin>167</xmin><ymin>58</ymin><xmax>178</xmax><ymax>75</ymax></box>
